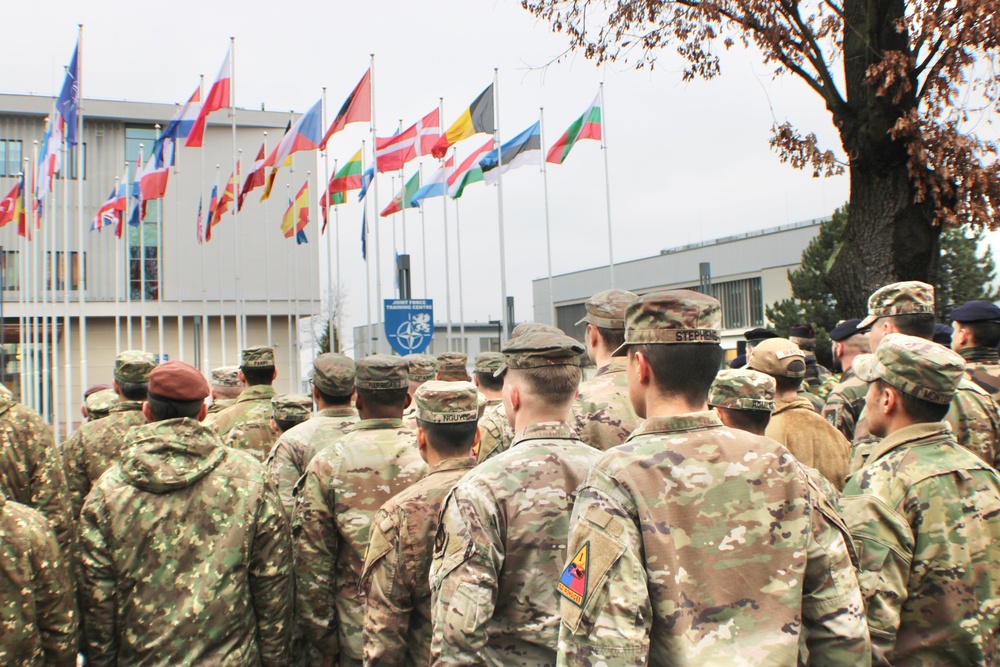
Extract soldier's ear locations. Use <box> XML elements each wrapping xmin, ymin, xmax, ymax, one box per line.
<box><xmin>403</xmin><ymin>392</ymin><xmax>412</xmax><ymax>410</ymax></box>
<box><xmin>142</xmin><ymin>402</ymin><xmax>152</xmax><ymax>422</ymax></box>
<box><xmin>197</xmin><ymin>403</ymin><xmax>208</xmax><ymax>422</ymax></box>
<box><xmin>271</xmin><ymin>368</ymin><xmax>278</xmax><ymax>382</ymax></box>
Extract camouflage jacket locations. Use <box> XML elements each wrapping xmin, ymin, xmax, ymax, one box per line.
<box><xmin>571</xmin><ymin>359</ymin><xmax>641</xmax><ymax>451</ymax></box>
<box><xmin>62</xmin><ymin>400</ymin><xmax>146</xmax><ymax>519</ymax></box>
<box><xmin>823</xmin><ymin>367</ymin><xmax>867</xmax><ymax>443</ymax></box>
<box><xmin>293</xmin><ymin>418</ymin><xmax>425</xmax><ymax>663</ymax></box>
<box><xmin>839</xmin><ymin>422</ymin><xmax>1000</xmax><ymax>666</ymax></box>
<box><xmin>0</xmin><ymin>394</ymin><xmax>75</xmax><ymax>560</ymax></box>
<box><xmin>265</xmin><ymin>407</ymin><xmax>359</xmax><ymax>515</ymax></box>
<box><xmin>78</xmin><ymin>418</ymin><xmax>293</xmax><ymax>667</ymax></box>
<box><xmin>804</xmin><ymin>356</ymin><xmax>833</xmax><ymax>394</ymax></box>
<box><xmin>361</xmin><ymin>456</ymin><xmax>476</xmax><ymax>667</ymax></box>
<box><xmin>204</xmin><ymin>385</ymin><xmax>279</xmax><ymax>462</ymax></box>
<box><xmin>960</xmin><ymin>347</ymin><xmax>1000</xmax><ymax>400</ymax></box>
<box><xmin>557</xmin><ymin>411</ymin><xmax>871</xmax><ymax>666</ymax></box>
<box><xmin>430</xmin><ymin>422</ymin><xmax>601</xmax><ymax>667</ymax></box>
<box><xmin>207</xmin><ymin>397</ymin><xmax>238</xmax><ymax>415</ymax></box>
<box><xmin>849</xmin><ymin>378</ymin><xmax>1000</xmax><ymax>473</ymax></box>
<box><xmin>474</xmin><ymin>401</ymin><xmax>513</xmax><ymax>463</ymax></box>
<box><xmin>766</xmin><ymin>395</ymin><xmax>852</xmax><ymax>490</ymax></box>
<box><xmin>815</xmin><ymin>371</ymin><xmax>842</xmax><ymax>403</ymax></box>
<box><xmin>0</xmin><ymin>494</ymin><xmax>78</xmax><ymax>667</ymax></box>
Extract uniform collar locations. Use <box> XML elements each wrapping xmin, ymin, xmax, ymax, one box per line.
<box><xmin>111</xmin><ymin>399</ymin><xmax>145</xmax><ymax>413</ymax></box>
<box><xmin>352</xmin><ymin>417</ymin><xmax>406</xmax><ymax>431</ymax></box>
<box><xmin>596</xmin><ymin>358</ymin><xmax>629</xmax><ymax>376</ymax></box>
<box><xmin>318</xmin><ymin>406</ymin><xmax>358</xmax><ymax>419</ymax></box>
<box><xmin>627</xmin><ymin>410</ymin><xmax>722</xmax><ymax>439</ymax></box>
<box><xmin>511</xmin><ymin>421</ymin><xmax>578</xmax><ymax>446</ymax></box>
<box><xmin>772</xmin><ymin>395</ymin><xmax>817</xmax><ymax>415</ymax></box>
<box><xmin>959</xmin><ymin>347</ymin><xmax>1000</xmax><ymax>364</ymax></box>
<box><xmin>868</xmin><ymin>421</ymin><xmax>951</xmax><ymax>462</ymax></box>
<box><xmin>428</xmin><ymin>456</ymin><xmax>477</xmax><ymax>476</ymax></box>
<box><xmin>236</xmin><ymin>385</ymin><xmax>277</xmax><ymax>403</ymax></box>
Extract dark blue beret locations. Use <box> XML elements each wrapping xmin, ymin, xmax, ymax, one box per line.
<box><xmin>829</xmin><ymin>318</ymin><xmax>865</xmax><ymax>342</ymax></box>
<box><xmin>729</xmin><ymin>354</ymin><xmax>747</xmax><ymax>369</ymax></box>
<box><xmin>743</xmin><ymin>328</ymin><xmax>779</xmax><ymax>343</ymax></box>
<box><xmin>949</xmin><ymin>301</ymin><xmax>1000</xmax><ymax>323</ymax></box>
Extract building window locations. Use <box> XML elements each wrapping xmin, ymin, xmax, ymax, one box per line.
<box><xmin>479</xmin><ymin>336</ymin><xmax>501</xmax><ymax>352</ymax></box>
<box><xmin>1</xmin><ymin>250</ymin><xmax>17</xmax><ymax>290</ymax></box>
<box><xmin>712</xmin><ymin>277</ymin><xmax>764</xmax><ymax>330</ymax></box>
<box><xmin>556</xmin><ymin>303</ymin><xmax>588</xmax><ymax>342</ymax></box>
<box><xmin>55</xmin><ymin>143</ymin><xmax>87</xmax><ymax>180</ymax></box>
<box><xmin>125</xmin><ymin>127</ymin><xmax>159</xmax><ymax>301</ymax></box>
<box><xmin>0</xmin><ymin>140</ymin><xmax>23</xmax><ymax>177</ymax></box>
<box><xmin>46</xmin><ymin>251</ymin><xmax>86</xmax><ymax>290</ymax></box>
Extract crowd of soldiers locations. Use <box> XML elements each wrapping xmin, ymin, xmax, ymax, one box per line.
<box><xmin>3</xmin><ymin>278</ymin><xmax>1000</xmax><ymax>666</ymax></box>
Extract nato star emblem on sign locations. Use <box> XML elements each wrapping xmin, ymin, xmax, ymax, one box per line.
<box><xmin>558</xmin><ymin>542</ymin><xmax>590</xmax><ymax>607</ymax></box>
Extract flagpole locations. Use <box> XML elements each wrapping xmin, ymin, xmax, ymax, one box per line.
<box><xmin>454</xmin><ymin>194</ymin><xmax>467</xmax><ymax>350</ymax></box>
<box><xmin>139</xmin><ymin>142</ymin><xmax>147</xmax><ymax>351</ymax></box>
<box><xmin>47</xmin><ymin>134</ymin><xmax>60</xmax><ymax>439</ymax></box>
<box><xmin>61</xmin><ymin>119</ymin><xmax>73</xmax><ymax>431</ymax></box>
<box><xmin>77</xmin><ymin>23</ymin><xmax>88</xmax><ymax>403</ymax></box>
<box><xmin>236</xmin><ymin>149</ymin><xmax>243</xmax><ymax>350</ymax></box>
<box><xmin>389</xmin><ymin>174</ymin><xmax>397</xmax><ymax>284</ymax></box>
<box><xmin>599</xmin><ymin>82</ymin><xmax>615</xmax><ymax>287</ymax></box>
<box><xmin>321</xmin><ymin>90</ymin><xmax>333</xmax><ymax>351</ymax></box>
<box><xmin>174</xmin><ymin>122</ymin><xmax>184</xmax><ymax>362</ymax></box>
<box><xmin>362</xmin><ymin>140</ymin><xmax>372</xmax><ymax>352</ymax></box>
<box><xmin>27</xmin><ymin>153</ymin><xmax>38</xmax><ymax>412</ymax></box>
<box><xmin>334</xmin><ymin>179</ymin><xmax>342</xmax><ymax>349</ymax></box>
<box><xmin>539</xmin><ymin>108</ymin><xmax>555</xmax><ymax>320</ymax></box>
<box><xmin>419</xmin><ymin>164</ymin><xmax>428</xmax><ymax>298</ymax></box>
<box><xmin>154</xmin><ymin>125</ymin><xmax>165</xmax><ymax>361</ymax></box>
<box><xmin>198</xmin><ymin>74</ymin><xmax>210</xmax><ymax>376</ymax></box>
<box><xmin>439</xmin><ymin>99</ymin><xmax>453</xmax><ymax>351</ymax></box>
<box><xmin>35</xmin><ymin>139</ymin><xmax>50</xmax><ymax>422</ymax></box>
<box><xmin>397</xmin><ymin>120</ymin><xmax>407</xmax><ymax>254</ymax></box>
<box><xmin>125</xmin><ymin>157</ymin><xmax>133</xmax><ymax>349</ymax></box>
<box><xmin>230</xmin><ymin>37</ymin><xmax>245</xmax><ymax>352</ymax></box>
<box><xmin>493</xmin><ymin>68</ymin><xmax>510</xmax><ymax>342</ymax></box>
<box><xmin>114</xmin><ymin>173</ymin><xmax>121</xmax><ymax>355</ymax></box>
<box><xmin>264</xmin><ymin>131</ymin><xmax>273</xmax><ymax>346</ymax></box>
<box><xmin>294</xmin><ymin>173</ymin><xmax>308</xmax><ymax>383</ymax></box>
<box><xmin>216</xmin><ymin>164</ymin><xmax>227</xmax><ymax>366</ymax></box>
<box><xmin>369</xmin><ymin>53</ymin><xmax>384</xmax><ymax>354</ymax></box>
<box><xmin>285</xmin><ymin>183</ymin><xmax>294</xmax><ymax>385</ymax></box>
<box><xmin>17</xmin><ymin>191</ymin><xmax>25</xmax><ymax>404</ymax></box>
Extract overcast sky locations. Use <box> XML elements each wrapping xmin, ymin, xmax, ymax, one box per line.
<box><xmin>7</xmin><ymin>1</ymin><xmax>995</xmax><ymax>353</ymax></box>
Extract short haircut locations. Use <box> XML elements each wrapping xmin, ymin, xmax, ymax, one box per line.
<box><xmin>888</xmin><ymin>313</ymin><xmax>936</xmax><ymax>340</ymax></box>
<box><xmin>774</xmin><ymin>375</ymin><xmax>804</xmax><ymax>393</ymax></box>
<box><xmin>146</xmin><ymin>393</ymin><xmax>203</xmax><ymax>421</ymax></box>
<box><xmin>790</xmin><ymin>336</ymin><xmax>816</xmax><ymax>352</ymax></box>
<box><xmin>212</xmin><ymin>385</ymin><xmax>242</xmax><ymax>400</ymax></box>
<box><xmin>964</xmin><ymin>321</ymin><xmax>1000</xmax><ymax>349</ymax></box>
<box><xmin>596</xmin><ymin>326</ymin><xmax>627</xmax><ymax>356</ymax></box>
<box><xmin>316</xmin><ymin>387</ymin><xmax>353</xmax><ymax>406</ymax></box>
<box><xmin>274</xmin><ymin>418</ymin><xmax>304</xmax><ymax>434</ymax></box>
<box><xmin>841</xmin><ymin>334</ymin><xmax>871</xmax><ymax>354</ymax></box>
<box><xmin>474</xmin><ymin>370</ymin><xmax>504</xmax><ymax>393</ymax></box>
<box><xmin>717</xmin><ymin>407</ymin><xmax>771</xmax><ymax>433</ymax></box>
<box><xmin>511</xmin><ymin>365</ymin><xmax>582</xmax><ymax>405</ymax></box>
<box><xmin>418</xmin><ymin>419</ymin><xmax>478</xmax><ymax>455</ymax></box>
<box><xmin>875</xmin><ymin>378</ymin><xmax>950</xmax><ymax>423</ymax></box>
<box><xmin>241</xmin><ymin>366</ymin><xmax>276</xmax><ymax>386</ymax></box>
<box><xmin>118</xmin><ymin>381</ymin><xmax>149</xmax><ymax>401</ymax></box>
<box><xmin>356</xmin><ymin>387</ymin><xmax>409</xmax><ymax>410</ymax></box>
<box><xmin>631</xmin><ymin>344</ymin><xmax>724</xmax><ymax>405</ymax></box>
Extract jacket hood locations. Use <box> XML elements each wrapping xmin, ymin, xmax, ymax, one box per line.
<box><xmin>120</xmin><ymin>417</ymin><xmax>226</xmax><ymax>493</ymax></box>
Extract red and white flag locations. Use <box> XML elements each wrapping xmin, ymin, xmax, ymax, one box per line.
<box><xmin>375</xmin><ymin>108</ymin><xmax>440</xmax><ymax>173</ymax></box>
<box><xmin>186</xmin><ymin>49</ymin><xmax>232</xmax><ymax>148</ymax></box>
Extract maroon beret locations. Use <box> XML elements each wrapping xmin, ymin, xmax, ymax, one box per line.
<box><xmin>83</xmin><ymin>383</ymin><xmax>111</xmax><ymax>399</ymax></box>
<box><xmin>148</xmin><ymin>361</ymin><xmax>210</xmax><ymax>402</ymax></box>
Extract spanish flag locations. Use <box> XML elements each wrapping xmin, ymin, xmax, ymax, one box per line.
<box><xmin>431</xmin><ymin>83</ymin><xmax>494</xmax><ymax>158</ymax></box>
<box><xmin>281</xmin><ymin>180</ymin><xmax>309</xmax><ymax>242</ymax></box>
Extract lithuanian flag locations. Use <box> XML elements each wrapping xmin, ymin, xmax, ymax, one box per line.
<box><xmin>547</xmin><ymin>94</ymin><xmax>602</xmax><ymax>165</ymax></box>
<box><xmin>432</xmin><ymin>83</ymin><xmax>495</xmax><ymax>158</ymax></box>
<box><xmin>320</xmin><ymin>148</ymin><xmax>364</xmax><ymax>232</ymax></box>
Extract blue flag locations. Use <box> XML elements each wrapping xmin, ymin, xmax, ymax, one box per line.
<box><xmin>56</xmin><ymin>41</ymin><xmax>81</xmax><ymax>147</ymax></box>
<box><xmin>361</xmin><ymin>207</ymin><xmax>368</xmax><ymax>260</ymax></box>
<box><xmin>357</xmin><ymin>163</ymin><xmax>375</xmax><ymax>202</ymax></box>
<box><xmin>296</xmin><ymin>228</ymin><xmax>308</xmax><ymax>245</ymax></box>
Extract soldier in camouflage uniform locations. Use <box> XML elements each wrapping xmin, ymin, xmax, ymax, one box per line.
<box><xmin>571</xmin><ymin>289</ymin><xmax>641</xmax><ymax>450</ymax></box>
<box><xmin>472</xmin><ymin>351</ymin><xmax>504</xmax><ymax>407</ymax></box>
<box><xmin>790</xmin><ymin>323</ymin><xmax>833</xmax><ymax>395</ymax></box>
<box><xmin>430</xmin><ymin>331</ymin><xmax>600</xmax><ymax>666</ymax></box>
<box><xmin>557</xmin><ymin>290</ymin><xmax>870</xmax><ymax>665</ymax></box>
<box><xmin>84</xmin><ymin>388</ymin><xmax>118</xmax><ymax>422</ymax></box>
<box><xmin>849</xmin><ymin>281</ymin><xmax>1000</xmax><ymax>472</ymax></box>
<box><xmin>271</xmin><ymin>394</ymin><xmax>313</xmax><ymax>433</ymax></box>
<box><xmin>950</xmin><ymin>300</ymin><xmax>1000</xmax><ymax>399</ymax></box>
<box><xmin>204</xmin><ymin>346</ymin><xmax>280</xmax><ymax>461</ymax></box>
<box><xmin>436</xmin><ymin>351</ymin><xmax>469</xmax><ymax>381</ymax></box>
<box><xmin>294</xmin><ymin>355</ymin><xmax>426</xmax><ymax>667</ymax></box>
<box><xmin>361</xmin><ymin>381</ymin><xmax>479</xmax><ymax>667</ymax></box>
<box><xmin>402</xmin><ymin>354</ymin><xmax>437</xmax><ymax>430</ymax></box>
<box><xmin>0</xmin><ymin>494</ymin><xmax>79</xmax><ymax>666</ymax></box>
<box><xmin>838</xmin><ymin>334</ymin><xmax>1000</xmax><ymax>665</ymax></box>
<box><xmin>78</xmin><ymin>361</ymin><xmax>293</xmax><ymax>666</ymax></box>
<box><xmin>266</xmin><ymin>353</ymin><xmax>359</xmax><ymax>516</ymax></box>
<box><xmin>822</xmin><ymin>319</ymin><xmax>870</xmax><ymax>441</ymax></box>
<box><xmin>708</xmin><ymin>368</ymin><xmax>777</xmax><ymax>434</ymax></box>
<box><xmin>207</xmin><ymin>366</ymin><xmax>242</xmax><ymax>415</ymax></box>
<box><xmin>63</xmin><ymin>350</ymin><xmax>157</xmax><ymax>519</ymax></box>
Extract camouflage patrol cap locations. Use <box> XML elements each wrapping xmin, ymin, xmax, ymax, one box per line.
<box><xmin>496</xmin><ymin>331</ymin><xmax>585</xmax><ymax>376</ymax></box>
<box><xmin>709</xmin><ymin>369</ymin><xmax>776</xmax><ymax>412</ymax></box>
<box><xmin>437</xmin><ymin>352</ymin><xmax>469</xmax><ymax>375</ymax></box>
<box><xmin>85</xmin><ymin>388</ymin><xmax>119</xmax><ymax>419</ymax></box>
<box><xmin>613</xmin><ymin>289</ymin><xmax>722</xmax><ymax>355</ymax></box>
<box><xmin>241</xmin><ymin>346</ymin><xmax>275</xmax><ymax>369</ymax></box>
<box><xmin>509</xmin><ymin>322</ymin><xmax>562</xmax><ymax>338</ymax></box>
<box><xmin>404</xmin><ymin>353</ymin><xmax>438</xmax><ymax>382</ymax></box>
<box><xmin>271</xmin><ymin>393</ymin><xmax>313</xmax><ymax>423</ymax></box>
<box><xmin>356</xmin><ymin>355</ymin><xmax>409</xmax><ymax>390</ymax></box>
<box><xmin>747</xmin><ymin>338</ymin><xmax>807</xmax><ymax>379</ymax></box>
<box><xmin>858</xmin><ymin>280</ymin><xmax>935</xmax><ymax>329</ymax></box>
<box><xmin>210</xmin><ymin>366</ymin><xmax>241</xmax><ymax>387</ymax></box>
<box><xmin>114</xmin><ymin>350</ymin><xmax>158</xmax><ymax>383</ymax></box>
<box><xmin>414</xmin><ymin>380</ymin><xmax>479</xmax><ymax>424</ymax></box>
<box><xmin>853</xmin><ymin>333</ymin><xmax>964</xmax><ymax>404</ymax></box>
<box><xmin>474</xmin><ymin>351</ymin><xmax>505</xmax><ymax>374</ymax></box>
<box><xmin>311</xmin><ymin>353</ymin><xmax>355</xmax><ymax>395</ymax></box>
<box><xmin>575</xmin><ymin>289</ymin><xmax>639</xmax><ymax>329</ymax></box>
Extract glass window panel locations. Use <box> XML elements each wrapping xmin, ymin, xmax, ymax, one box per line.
<box><xmin>8</xmin><ymin>141</ymin><xmax>21</xmax><ymax>178</ymax></box>
<box><xmin>0</xmin><ymin>141</ymin><xmax>7</xmax><ymax>177</ymax></box>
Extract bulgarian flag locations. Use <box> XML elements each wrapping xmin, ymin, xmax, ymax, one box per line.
<box><xmin>448</xmin><ymin>138</ymin><xmax>494</xmax><ymax>199</ymax></box>
<box><xmin>381</xmin><ymin>171</ymin><xmax>420</xmax><ymax>217</ymax></box>
<box><xmin>546</xmin><ymin>93</ymin><xmax>602</xmax><ymax>164</ymax></box>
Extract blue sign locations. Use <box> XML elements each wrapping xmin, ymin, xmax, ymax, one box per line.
<box><xmin>385</xmin><ymin>299</ymin><xmax>434</xmax><ymax>355</ymax></box>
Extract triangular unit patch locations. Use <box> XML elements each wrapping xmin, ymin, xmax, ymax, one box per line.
<box><xmin>557</xmin><ymin>542</ymin><xmax>590</xmax><ymax>607</ymax></box>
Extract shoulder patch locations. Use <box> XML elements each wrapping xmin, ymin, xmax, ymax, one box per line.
<box><xmin>558</xmin><ymin>541</ymin><xmax>590</xmax><ymax>607</ymax></box>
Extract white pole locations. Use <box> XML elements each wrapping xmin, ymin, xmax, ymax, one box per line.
<box><xmin>420</xmin><ymin>166</ymin><xmax>428</xmax><ymax>298</ymax></box>
<box><xmin>139</xmin><ymin>142</ymin><xmax>147</xmax><ymax>352</ymax></box>
<box><xmin>539</xmin><ymin>108</ymin><xmax>555</xmax><ymax>320</ymax></box>
<box><xmin>114</xmin><ymin>172</ymin><xmax>121</xmax><ymax>354</ymax></box>
<box><xmin>77</xmin><ymin>24</ymin><xmax>87</xmax><ymax>399</ymax></box>
<box><xmin>285</xmin><ymin>183</ymin><xmax>294</xmax><ymax>385</ymax></box>
<box><xmin>600</xmin><ymin>82</ymin><xmax>615</xmax><ymax>287</ymax></box>
<box><xmin>198</xmin><ymin>74</ymin><xmax>210</xmax><ymax>376</ymax></box>
<box><xmin>47</xmin><ymin>134</ymin><xmax>60</xmax><ymax>439</ymax></box>
<box><xmin>369</xmin><ymin>54</ymin><xmax>384</xmax><ymax>354</ymax></box>
<box><xmin>154</xmin><ymin>125</ymin><xmax>165</xmax><ymax>361</ymax></box>
<box><xmin>230</xmin><ymin>37</ymin><xmax>245</xmax><ymax>351</ymax></box>
<box><xmin>18</xmin><ymin>203</ymin><xmax>25</xmax><ymax>404</ymax></box>
<box><xmin>493</xmin><ymin>68</ymin><xmax>510</xmax><ymax>343</ymax></box>
<box><xmin>454</xmin><ymin>195</ymin><xmax>466</xmax><ymax>352</ymax></box>
<box><xmin>174</xmin><ymin>125</ymin><xmax>183</xmax><ymax>362</ymax></box>
<box><xmin>263</xmin><ymin>131</ymin><xmax>273</xmax><ymax>345</ymax></box>
<box><xmin>324</xmin><ymin>150</ymin><xmax>334</xmax><ymax>352</ymax></box>
<box><xmin>62</xmin><ymin>125</ymin><xmax>72</xmax><ymax>430</ymax></box>
<box><xmin>362</xmin><ymin>141</ymin><xmax>372</xmax><ymax>353</ymax></box>
<box><xmin>334</xmin><ymin>177</ymin><xmax>342</xmax><ymax>349</ymax></box>
<box><xmin>125</xmin><ymin>159</ymin><xmax>133</xmax><ymax>350</ymax></box>
<box><xmin>36</xmin><ymin>140</ymin><xmax>50</xmax><ymax>423</ymax></box>
<box><xmin>27</xmin><ymin>155</ymin><xmax>38</xmax><ymax>412</ymax></box>
<box><xmin>439</xmin><ymin>100</ymin><xmax>453</xmax><ymax>351</ymax></box>
<box><xmin>398</xmin><ymin>119</ymin><xmax>407</xmax><ymax>255</ymax></box>
<box><xmin>216</xmin><ymin>164</ymin><xmax>227</xmax><ymax>366</ymax></box>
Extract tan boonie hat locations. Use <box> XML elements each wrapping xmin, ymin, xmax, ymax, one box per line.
<box><xmin>747</xmin><ymin>338</ymin><xmax>807</xmax><ymax>379</ymax></box>
<box><xmin>272</xmin><ymin>393</ymin><xmax>313</xmax><ymax>422</ymax></box>
<box><xmin>437</xmin><ymin>352</ymin><xmax>468</xmax><ymax>376</ymax></box>
<box><xmin>575</xmin><ymin>289</ymin><xmax>638</xmax><ymax>329</ymax></box>
<box><xmin>858</xmin><ymin>280</ymin><xmax>935</xmax><ymax>329</ymax></box>
<box><xmin>85</xmin><ymin>388</ymin><xmax>119</xmax><ymax>418</ymax></box>
<box><xmin>356</xmin><ymin>355</ymin><xmax>409</xmax><ymax>390</ymax></box>
<box><xmin>709</xmin><ymin>369</ymin><xmax>776</xmax><ymax>412</ymax></box>
<box><xmin>474</xmin><ymin>351</ymin><xmax>505</xmax><ymax>374</ymax></box>
<box><xmin>404</xmin><ymin>354</ymin><xmax>438</xmax><ymax>382</ymax></box>
<box><xmin>114</xmin><ymin>350</ymin><xmax>158</xmax><ymax>383</ymax></box>
<box><xmin>211</xmin><ymin>366</ymin><xmax>241</xmax><ymax>388</ymax></box>
<box><xmin>495</xmin><ymin>331</ymin><xmax>585</xmax><ymax>376</ymax></box>
<box><xmin>241</xmin><ymin>346</ymin><xmax>275</xmax><ymax>368</ymax></box>
<box><xmin>414</xmin><ymin>380</ymin><xmax>479</xmax><ymax>424</ymax></box>
<box><xmin>311</xmin><ymin>354</ymin><xmax>355</xmax><ymax>395</ymax></box>
<box><xmin>509</xmin><ymin>322</ymin><xmax>563</xmax><ymax>339</ymax></box>
<box><xmin>613</xmin><ymin>289</ymin><xmax>722</xmax><ymax>355</ymax></box>
<box><xmin>853</xmin><ymin>333</ymin><xmax>964</xmax><ymax>405</ymax></box>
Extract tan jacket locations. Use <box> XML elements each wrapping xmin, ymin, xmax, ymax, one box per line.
<box><xmin>766</xmin><ymin>396</ymin><xmax>851</xmax><ymax>490</ymax></box>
